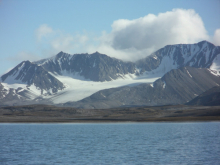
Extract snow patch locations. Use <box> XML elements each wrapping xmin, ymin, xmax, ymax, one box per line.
<box><xmin>93</xmin><ymin>60</ymin><xmax>96</xmax><ymax>67</ymax></box>
<box><xmin>163</xmin><ymin>81</ymin><xmax>166</xmax><ymax>89</ymax></box>
<box><xmin>17</xmin><ymin>88</ymin><xmax>25</xmax><ymax>93</ymax></box>
<box><xmin>100</xmin><ymin>93</ymin><xmax>106</xmax><ymax>98</ymax></box>
<box><xmin>208</xmin><ymin>69</ymin><xmax>220</xmax><ymax>77</ymax></box>
<box><xmin>186</xmin><ymin>68</ymin><xmax>192</xmax><ymax>78</ymax></box>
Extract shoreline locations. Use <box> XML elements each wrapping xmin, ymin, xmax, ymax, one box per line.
<box><xmin>1</xmin><ymin>104</ymin><xmax>220</xmax><ymax>123</ymax></box>
<box><xmin>1</xmin><ymin>116</ymin><xmax>220</xmax><ymax>123</ymax></box>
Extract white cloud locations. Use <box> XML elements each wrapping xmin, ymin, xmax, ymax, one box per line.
<box><xmin>213</xmin><ymin>29</ymin><xmax>220</xmax><ymax>46</ymax></box>
<box><xmin>34</xmin><ymin>24</ymin><xmax>92</xmax><ymax>57</ymax></box>
<box><xmin>6</xmin><ymin>8</ymin><xmax>219</xmax><ymax>76</ymax></box>
<box><xmin>47</xmin><ymin>33</ymin><xmax>90</xmax><ymax>55</ymax></box>
<box><xmin>50</xmin><ymin>34</ymin><xmax>74</xmax><ymax>51</ymax></box>
<box><xmin>35</xmin><ymin>24</ymin><xmax>53</xmax><ymax>41</ymax></box>
<box><xmin>94</xmin><ymin>9</ymin><xmax>210</xmax><ymax>61</ymax></box>
<box><xmin>50</xmin><ymin>34</ymin><xmax>89</xmax><ymax>51</ymax></box>
<box><xmin>8</xmin><ymin>51</ymin><xmax>40</xmax><ymax>62</ymax></box>
<box><xmin>33</xmin><ymin>9</ymin><xmax>219</xmax><ymax>62</ymax></box>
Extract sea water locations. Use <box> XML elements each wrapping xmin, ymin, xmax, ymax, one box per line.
<box><xmin>0</xmin><ymin>122</ymin><xmax>220</xmax><ymax>165</ymax></box>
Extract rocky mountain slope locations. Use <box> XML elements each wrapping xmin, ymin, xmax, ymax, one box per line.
<box><xmin>1</xmin><ymin>60</ymin><xmax>65</xmax><ymax>94</ymax></box>
<box><xmin>62</xmin><ymin>67</ymin><xmax>220</xmax><ymax>109</ymax></box>
<box><xmin>186</xmin><ymin>86</ymin><xmax>220</xmax><ymax>106</ymax></box>
<box><xmin>34</xmin><ymin>51</ymin><xmax>137</xmax><ymax>81</ymax></box>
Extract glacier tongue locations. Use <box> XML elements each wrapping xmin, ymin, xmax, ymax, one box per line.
<box><xmin>46</xmin><ymin>73</ymin><xmax>160</xmax><ymax>104</ymax></box>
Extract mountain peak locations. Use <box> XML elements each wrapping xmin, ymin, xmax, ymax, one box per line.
<box><xmin>55</xmin><ymin>51</ymin><xmax>70</xmax><ymax>58</ymax></box>
<box><xmin>91</xmin><ymin>51</ymin><xmax>103</xmax><ymax>56</ymax></box>
<box><xmin>198</xmin><ymin>40</ymin><xmax>209</xmax><ymax>44</ymax></box>
<box><xmin>23</xmin><ymin>60</ymin><xmax>32</xmax><ymax>64</ymax></box>
<box><xmin>197</xmin><ymin>40</ymin><xmax>215</xmax><ymax>47</ymax></box>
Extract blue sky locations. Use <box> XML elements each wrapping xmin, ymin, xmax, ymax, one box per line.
<box><xmin>0</xmin><ymin>0</ymin><xmax>220</xmax><ymax>75</ymax></box>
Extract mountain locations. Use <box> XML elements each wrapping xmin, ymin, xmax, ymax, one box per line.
<box><xmin>186</xmin><ymin>86</ymin><xmax>220</xmax><ymax>106</ymax></box>
<box><xmin>62</xmin><ymin>67</ymin><xmax>220</xmax><ymax>109</ymax></box>
<box><xmin>34</xmin><ymin>41</ymin><xmax>220</xmax><ymax>81</ymax></box>
<box><xmin>0</xmin><ymin>81</ymin><xmax>53</xmax><ymax>107</ymax></box>
<box><xmin>34</xmin><ymin>51</ymin><xmax>137</xmax><ymax>81</ymax></box>
<box><xmin>1</xmin><ymin>60</ymin><xmax>65</xmax><ymax>95</ymax></box>
<box><xmin>0</xmin><ymin>40</ymin><xmax>220</xmax><ymax>107</ymax></box>
<box><xmin>136</xmin><ymin>40</ymin><xmax>220</xmax><ymax>75</ymax></box>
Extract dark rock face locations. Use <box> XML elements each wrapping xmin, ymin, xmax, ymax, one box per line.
<box><xmin>1</xmin><ymin>61</ymin><xmax>65</xmax><ymax>94</ymax></box>
<box><xmin>186</xmin><ymin>86</ymin><xmax>220</xmax><ymax>106</ymax></box>
<box><xmin>35</xmin><ymin>51</ymin><xmax>137</xmax><ymax>81</ymax></box>
<box><xmin>63</xmin><ymin>67</ymin><xmax>220</xmax><ymax>109</ymax></box>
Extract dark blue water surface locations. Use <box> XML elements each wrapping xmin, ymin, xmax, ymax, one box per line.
<box><xmin>0</xmin><ymin>122</ymin><xmax>220</xmax><ymax>165</ymax></box>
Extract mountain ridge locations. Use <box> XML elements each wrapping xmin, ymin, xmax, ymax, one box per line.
<box><xmin>34</xmin><ymin>51</ymin><xmax>137</xmax><ymax>81</ymax></box>
<box><xmin>0</xmin><ymin>40</ymin><xmax>220</xmax><ymax>107</ymax></box>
